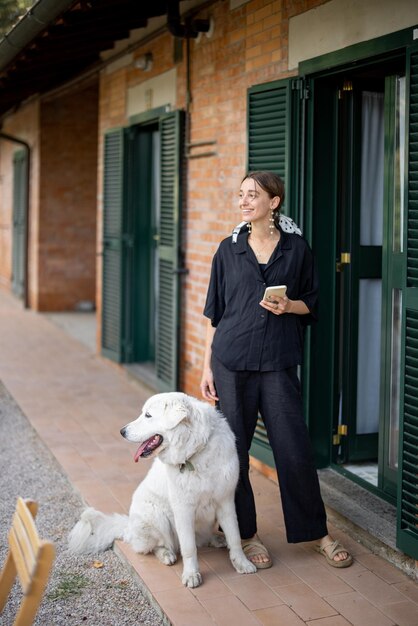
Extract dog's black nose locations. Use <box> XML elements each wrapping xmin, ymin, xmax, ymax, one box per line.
<box><xmin>120</xmin><ymin>427</ymin><xmax>127</xmax><ymax>438</ymax></box>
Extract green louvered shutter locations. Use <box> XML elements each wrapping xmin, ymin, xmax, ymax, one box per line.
<box><xmin>247</xmin><ymin>78</ymin><xmax>307</xmax><ymax>222</ymax></box>
<box><xmin>101</xmin><ymin>129</ymin><xmax>125</xmax><ymax>362</ymax></box>
<box><xmin>248</xmin><ymin>79</ymin><xmax>289</xmax><ymax>182</ymax></box>
<box><xmin>156</xmin><ymin>110</ymin><xmax>184</xmax><ymax>391</ymax></box>
<box><xmin>397</xmin><ymin>45</ymin><xmax>418</xmax><ymax>560</ymax></box>
<box><xmin>247</xmin><ymin>78</ymin><xmax>296</xmax><ymax>467</ymax></box>
<box><xmin>12</xmin><ymin>150</ymin><xmax>28</xmax><ymax>298</ymax></box>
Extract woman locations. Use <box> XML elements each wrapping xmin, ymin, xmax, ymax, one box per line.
<box><xmin>200</xmin><ymin>171</ymin><xmax>352</xmax><ymax>569</ymax></box>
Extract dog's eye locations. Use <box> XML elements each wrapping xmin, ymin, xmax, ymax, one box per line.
<box><xmin>145</xmin><ymin>411</ymin><xmax>152</xmax><ymax>418</ymax></box>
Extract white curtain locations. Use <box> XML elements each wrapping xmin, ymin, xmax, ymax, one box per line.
<box><xmin>356</xmin><ymin>279</ymin><xmax>382</xmax><ymax>434</ymax></box>
<box><xmin>356</xmin><ymin>91</ymin><xmax>384</xmax><ymax>435</ymax></box>
<box><xmin>360</xmin><ymin>91</ymin><xmax>384</xmax><ymax>246</ymax></box>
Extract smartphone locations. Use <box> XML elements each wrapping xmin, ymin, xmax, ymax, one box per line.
<box><xmin>263</xmin><ymin>285</ymin><xmax>287</xmax><ymax>302</ymax></box>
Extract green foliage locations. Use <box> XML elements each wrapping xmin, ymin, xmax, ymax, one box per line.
<box><xmin>0</xmin><ymin>0</ymin><xmax>35</xmax><ymax>38</ymax></box>
<box><xmin>47</xmin><ymin>573</ymin><xmax>89</xmax><ymax>601</ymax></box>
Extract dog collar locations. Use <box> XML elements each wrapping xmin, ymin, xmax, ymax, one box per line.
<box><xmin>179</xmin><ymin>460</ymin><xmax>195</xmax><ymax>473</ymax></box>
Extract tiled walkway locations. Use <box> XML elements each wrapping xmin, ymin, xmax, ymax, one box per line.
<box><xmin>0</xmin><ymin>290</ymin><xmax>417</xmax><ymax>626</ymax></box>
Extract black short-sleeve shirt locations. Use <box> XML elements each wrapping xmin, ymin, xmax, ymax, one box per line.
<box><xmin>203</xmin><ymin>227</ymin><xmax>318</xmax><ymax>371</ymax></box>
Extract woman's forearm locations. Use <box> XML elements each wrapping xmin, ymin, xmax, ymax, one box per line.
<box><xmin>203</xmin><ymin>320</ymin><xmax>216</xmax><ymax>368</ymax></box>
<box><xmin>287</xmin><ymin>299</ymin><xmax>310</xmax><ymax>315</ymax></box>
<box><xmin>200</xmin><ymin>320</ymin><xmax>218</xmax><ymax>401</ymax></box>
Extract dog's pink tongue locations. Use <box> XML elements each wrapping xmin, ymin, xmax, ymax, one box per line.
<box><xmin>134</xmin><ymin>442</ymin><xmax>149</xmax><ymax>463</ymax></box>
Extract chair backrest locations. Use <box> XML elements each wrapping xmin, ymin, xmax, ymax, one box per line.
<box><xmin>0</xmin><ymin>498</ymin><xmax>55</xmax><ymax>626</ymax></box>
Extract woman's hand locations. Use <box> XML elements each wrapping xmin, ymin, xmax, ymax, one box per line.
<box><xmin>200</xmin><ymin>367</ymin><xmax>219</xmax><ymax>402</ymax></box>
<box><xmin>260</xmin><ymin>296</ymin><xmax>310</xmax><ymax>316</ymax></box>
<box><xmin>260</xmin><ymin>295</ymin><xmax>291</xmax><ymax>315</ymax></box>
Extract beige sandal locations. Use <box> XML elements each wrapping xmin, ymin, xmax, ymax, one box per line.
<box><xmin>242</xmin><ymin>536</ymin><xmax>272</xmax><ymax>569</ymax></box>
<box><xmin>316</xmin><ymin>540</ymin><xmax>353</xmax><ymax>568</ymax></box>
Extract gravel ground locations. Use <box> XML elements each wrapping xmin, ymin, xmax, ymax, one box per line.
<box><xmin>0</xmin><ymin>381</ymin><xmax>165</xmax><ymax>626</ymax></box>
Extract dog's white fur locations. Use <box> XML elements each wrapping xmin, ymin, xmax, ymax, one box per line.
<box><xmin>68</xmin><ymin>392</ymin><xmax>256</xmax><ymax>587</ymax></box>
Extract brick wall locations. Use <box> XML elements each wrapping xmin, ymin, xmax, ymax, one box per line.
<box><xmin>180</xmin><ymin>0</ymin><xmax>327</xmax><ymax>395</ymax></box>
<box><xmin>39</xmin><ymin>81</ymin><xmax>98</xmax><ymax>311</ymax></box>
<box><xmin>97</xmin><ymin>0</ymin><xmax>328</xmax><ymax>389</ymax></box>
<box><xmin>97</xmin><ymin>30</ymin><xmax>186</xmax><ymax>346</ymax></box>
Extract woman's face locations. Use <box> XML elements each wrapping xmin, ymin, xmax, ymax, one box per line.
<box><xmin>239</xmin><ymin>178</ymin><xmax>279</xmax><ymax>225</ymax></box>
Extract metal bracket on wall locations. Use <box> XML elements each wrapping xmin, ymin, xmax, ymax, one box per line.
<box><xmin>186</xmin><ymin>140</ymin><xmax>217</xmax><ymax>159</ymax></box>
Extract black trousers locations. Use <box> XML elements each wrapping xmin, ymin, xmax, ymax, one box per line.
<box><xmin>212</xmin><ymin>355</ymin><xmax>328</xmax><ymax>543</ymax></box>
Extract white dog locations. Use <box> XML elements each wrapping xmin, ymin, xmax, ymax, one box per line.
<box><xmin>68</xmin><ymin>392</ymin><xmax>256</xmax><ymax>587</ymax></box>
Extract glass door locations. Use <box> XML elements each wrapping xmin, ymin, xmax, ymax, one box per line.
<box><xmin>331</xmin><ymin>60</ymin><xmax>406</xmax><ymax>498</ymax></box>
<box><xmin>335</xmin><ymin>77</ymin><xmax>383</xmax><ymax>471</ymax></box>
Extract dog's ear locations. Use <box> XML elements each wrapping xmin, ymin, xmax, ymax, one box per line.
<box><xmin>164</xmin><ymin>400</ymin><xmax>189</xmax><ymax>430</ymax></box>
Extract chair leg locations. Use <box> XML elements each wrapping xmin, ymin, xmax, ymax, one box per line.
<box><xmin>0</xmin><ymin>552</ymin><xmax>17</xmax><ymax>613</ymax></box>
<box><xmin>13</xmin><ymin>542</ymin><xmax>55</xmax><ymax>626</ymax></box>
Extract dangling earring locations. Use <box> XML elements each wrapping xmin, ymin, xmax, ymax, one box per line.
<box><xmin>269</xmin><ymin>209</ymin><xmax>275</xmax><ymax>235</ymax></box>
<box><xmin>247</xmin><ymin>222</ymin><xmax>252</xmax><ymax>234</ymax></box>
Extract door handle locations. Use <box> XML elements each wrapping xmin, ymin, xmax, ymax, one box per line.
<box><xmin>336</xmin><ymin>252</ymin><xmax>351</xmax><ymax>272</ymax></box>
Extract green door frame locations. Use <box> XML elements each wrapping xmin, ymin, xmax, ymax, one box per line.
<box><xmin>304</xmin><ymin>26</ymin><xmax>417</xmax><ymax>467</ymax></box>
<box><xmin>336</xmin><ymin>79</ymin><xmax>382</xmax><ymax>464</ymax></box>
<box><xmin>303</xmin><ymin>27</ymin><xmax>418</xmax><ymax>558</ymax></box>
<box><xmin>101</xmin><ymin>107</ymin><xmax>185</xmax><ymax>392</ymax></box>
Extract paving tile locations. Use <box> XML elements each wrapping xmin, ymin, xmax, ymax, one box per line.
<box><xmin>51</xmin><ymin>447</ymin><xmax>94</xmax><ymax>480</ymax></box>
<box><xmin>274</xmin><ymin>582</ymin><xmax>338</xmax><ymax>621</ymax></box>
<box><xmin>305</xmin><ymin>616</ymin><xmax>352</xmax><ymax>626</ymax></box>
<box><xmin>200</xmin><ymin>595</ymin><xmax>261</xmax><ymax>626</ymax></box>
<box><xmin>254</xmin><ymin>604</ymin><xmax>305</xmax><ymax>625</ymax></box>
<box><xmin>154</xmin><ymin>587</ymin><xmax>215</xmax><ymax>626</ymax></box>
<box><xmin>256</xmin><ymin>561</ymin><xmax>301</xmax><ymax>588</ymax></box>
<box><xmin>201</xmin><ymin>546</ymin><xmax>255</xmax><ymax>580</ymax></box>
<box><xmin>380</xmin><ymin>600</ymin><xmax>418</xmax><ymax>626</ymax></box>
<box><xmin>270</xmin><ymin>540</ymin><xmax>322</xmax><ymax>568</ymax></box>
<box><xmin>190</xmin><ymin>560</ymin><xmax>237</xmax><ymax>599</ymax></box>
<box><xmin>121</xmin><ymin>548</ymin><xmax>184</xmax><ymax>593</ymax></box>
<box><xmin>289</xmin><ymin>561</ymin><xmax>353</xmax><ymax>596</ymax></box>
<box><xmin>355</xmin><ymin>552</ymin><xmax>409</xmax><ymax>583</ymax></box>
<box><xmin>325</xmin><ymin>591</ymin><xmax>395</xmax><ymax>626</ymax></box>
<box><xmin>71</xmin><ymin>477</ymin><xmax>123</xmax><ymax>513</ymax></box>
<box><xmin>0</xmin><ymin>291</ymin><xmax>415</xmax><ymax>626</ymax></box>
<box><xmin>341</xmin><ymin>568</ymin><xmax>406</xmax><ymax>607</ymax></box>
<box><xmin>224</xmin><ymin>573</ymin><xmax>283</xmax><ymax>610</ymax></box>
<box><xmin>107</xmin><ymin>480</ymin><xmax>137</xmax><ymax>512</ymax></box>
<box><xmin>393</xmin><ymin>580</ymin><xmax>418</xmax><ymax>604</ymax></box>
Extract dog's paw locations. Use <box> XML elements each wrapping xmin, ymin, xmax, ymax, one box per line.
<box><xmin>154</xmin><ymin>546</ymin><xmax>177</xmax><ymax>565</ymax></box>
<box><xmin>182</xmin><ymin>571</ymin><xmax>203</xmax><ymax>588</ymax></box>
<box><xmin>208</xmin><ymin>532</ymin><xmax>227</xmax><ymax>549</ymax></box>
<box><xmin>230</xmin><ymin>553</ymin><xmax>257</xmax><ymax>574</ymax></box>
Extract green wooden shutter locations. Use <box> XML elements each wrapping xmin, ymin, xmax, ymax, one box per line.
<box><xmin>247</xmin><ymin>78</ymin><xmax>297</xmax><ymax>467</ymax></box>
<box><xmin>101</xmin><ymin>128</ymin><xmax>125</xmax><ymax>362</ymax></box>
<box><xmin>397</xmin><ymin>45</ymin><xmax>418</xmax><ymax>559</ymax></box>
<box><xmin>12</xmin><ymin>150</ymin><xmax>28</xmax><ymax>298</ymax></box>
<box><xmin>247</xmin><ymin>78</ymin><xmax>307</xmax><ymax>222</ymax></box>
<box><xmin>155</xmin><ymin>110</ymin><xmax>184</xmax><ymax>391</ymax></box>
<box><xmin>248</xmin><ymin>79</ymin><xmax>290</xmax><ymax>184</ymax></box>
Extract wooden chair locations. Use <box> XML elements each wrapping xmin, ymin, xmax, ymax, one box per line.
<box><xmin>0</xmin><ymin>498</ymin><xmax>55</xmax><ymax>626</ymax></box>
